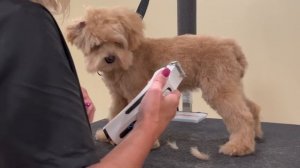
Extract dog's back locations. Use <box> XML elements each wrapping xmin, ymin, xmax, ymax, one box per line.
<box><xmin>133</xmin><ymin>35</ymin><xmax>248</xmax><ymax>91</ymax></box>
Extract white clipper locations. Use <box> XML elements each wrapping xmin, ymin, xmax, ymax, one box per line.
<box><xmin>102</xmin><ymin>61</ymin><xmax>186</xmax><ymax>145</ymax></box>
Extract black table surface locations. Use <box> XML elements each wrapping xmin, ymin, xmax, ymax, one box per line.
<box><xmin>91</xmin><ymin>118</ymin><xmax>300</xmax><ymax>168</ymax></box>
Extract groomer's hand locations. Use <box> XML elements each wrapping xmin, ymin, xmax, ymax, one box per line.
<box><xmin>81</xmin><ymin>87</ymin><xmax>96</xmax><ymax>123</ymax></box>
<box><xmin>89</xmin><ymin>68</ymin><xmax>181</xmax><ymax>168</ymax></box>
<box><xmin>137</xmin><ymin>67</ymin><xmax>181</xmax><ymax>138</ymax></box>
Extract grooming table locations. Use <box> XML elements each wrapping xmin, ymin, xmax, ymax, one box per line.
<box><xmin>91</xmin><ymin>118</ymin><xmax>300</xmax><ymax>168</ymax></box>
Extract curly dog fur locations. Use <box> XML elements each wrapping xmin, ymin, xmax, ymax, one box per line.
<box><xmin>66</xmin><ymin>7</ymin><xmax>262</xmax><ymax>156</ymax></box>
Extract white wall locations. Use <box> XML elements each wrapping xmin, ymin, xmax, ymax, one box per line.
<box><xmin>58</xmin><ymin>0</ymin><xmax>300</xmax><ymax>124</ymax></box>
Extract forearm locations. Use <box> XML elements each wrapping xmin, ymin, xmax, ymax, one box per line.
<box><xmin>90</xmin><ymin>123</ymin><xmax>160</xmax><ymax>168</ymax></box>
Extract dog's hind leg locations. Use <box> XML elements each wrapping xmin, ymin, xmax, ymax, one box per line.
<box><xmin>245</xmin><ymin>98</ymin><xmax>263</xmax><ymax>139</ymax></box>
<box><xmin>202</xmin><ymin>83</ymin><xmax>256</xmax><ymax>156</ymax></box>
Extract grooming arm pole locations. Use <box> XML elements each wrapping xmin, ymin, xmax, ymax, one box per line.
<box><xmin>177</xmin><ymin>0</ymin><xmax>196</xmax><ymax>112</ymax></box>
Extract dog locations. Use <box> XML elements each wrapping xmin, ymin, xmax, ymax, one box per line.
<box><xmin>66</xmin><ymin>7</ymin><xmax>262</xmax><ymax>156</ymax></box>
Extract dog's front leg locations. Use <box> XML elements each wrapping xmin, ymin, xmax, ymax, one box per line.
<box><xmin>95</xmin><ymin>93</ymin><xmax>128</xmax><ymax>142</ymax></box>
<box><xmin>108</xmin><ymin>93</ymin><xmax>128</xmax><ymax>120</ymax></box>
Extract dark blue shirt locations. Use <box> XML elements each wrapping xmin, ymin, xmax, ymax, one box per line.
<box><xmin>0</xmin><ymin>0</ymin><xmax>99</xmax><ymax>167</ymax></box>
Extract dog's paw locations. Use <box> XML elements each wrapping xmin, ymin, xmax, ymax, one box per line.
<box><xmin>255</xmin><ymin>126</ymin><xmax>264</xmax><ymax>139</ymax></box>
<box><xmin>95</xmin><ymin>129</ymin><xmax>109</xmax><ymax>142</ymax></box>
<box><xmin>152</xmin><ymin>139</ymin><xmax>160</xmax><ymax>150</ymax></box>
<box><xmin>219</xmin><ymin>141</ymin><xmax>255</xmax><ymax>156</ymax></box>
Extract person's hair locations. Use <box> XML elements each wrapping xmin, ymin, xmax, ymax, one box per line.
<box><xmin>31</xmin><ymin>0</ymin><xmax>70</xmax><ymax>15</ymax></box>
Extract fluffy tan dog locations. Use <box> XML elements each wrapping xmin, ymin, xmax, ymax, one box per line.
<box><xmin>66</xmin><ymin>7</ymin><xmax>262</xmax><ymax>156</ymax></box>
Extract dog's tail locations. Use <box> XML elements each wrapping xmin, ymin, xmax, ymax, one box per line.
<box><xmin>231</xmin><ymin>41</ymin><xmax>248</xmax><ymax>78</ymax></box>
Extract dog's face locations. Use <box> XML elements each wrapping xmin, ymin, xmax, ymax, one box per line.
<box><xmin>66</xmin><ymin>7</ymin><xmax>144</xmax><ymax>73</ymax></box>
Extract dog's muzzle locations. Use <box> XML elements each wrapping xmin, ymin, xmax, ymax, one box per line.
<box><xmin>104</xmin><ymin>55</ymin><xmax>116</xmax><ymax>64</ymax></box>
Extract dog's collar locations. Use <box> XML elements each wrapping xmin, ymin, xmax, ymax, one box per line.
<box><xmin>97</xmin><ymin>71</ymin><xmax>103</xmax><ymax>77</ymax></box>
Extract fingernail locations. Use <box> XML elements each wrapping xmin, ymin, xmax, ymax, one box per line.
<box><xmin>162</xmin><ymin>68</ymin><xmax>170</xmax><ymax>77</ymax></box>
<box><xmin>85</xmin><ymin>102</ymin><xmax>91</xmax><ymax>107</ymax></box>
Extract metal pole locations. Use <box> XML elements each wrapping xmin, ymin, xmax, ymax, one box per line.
<box><xmin>177</xmin><ymin>0</ymin><xmax>196</xmax><ymax>35</ymax></box>
<box><xmin>177</xmin><ymin>0</ymin><xmax>197</xmax><ymax>112</ymax></box>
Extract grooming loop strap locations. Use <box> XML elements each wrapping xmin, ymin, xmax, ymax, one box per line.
<box><xmin>136</xmin><ymin>0</ymin><xmax>150</xmax><ymax>19</ymax></box>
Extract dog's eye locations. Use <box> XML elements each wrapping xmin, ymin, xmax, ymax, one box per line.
<box><xmin>90</xmin><ymin>44</ymin><xmax>103</xmax><ymax>52</ymax></box>
<box><xmin>115</xmin><ymin>42</ymin><xmax>124</xmax><ymax>49</ymax></box>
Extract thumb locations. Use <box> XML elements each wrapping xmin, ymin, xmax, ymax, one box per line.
<box><xmin>150</xmin><ymin>67</ymin><xmax>171</xmax><ymax>90</ymax></box>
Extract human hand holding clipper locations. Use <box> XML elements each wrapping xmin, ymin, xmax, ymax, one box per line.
<box><xmin>136</xmin><ymin>67</ymin><xmax>181</xmax><ymax>140</ymax></box>
<box><xmin>102</xmin><ymin>61</ymin><xmax>185</xmax><ymax>144</ymax></box>
<box><xmin>91</xmin><ymin>63</ymin><xmax>182</xmax><ymax>168</ymax></box>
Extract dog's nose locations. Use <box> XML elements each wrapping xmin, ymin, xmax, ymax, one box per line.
<box><xmin>104</xmin><ymin>55</ymin><xmax>116</xmax><ymax>64</ymax></box>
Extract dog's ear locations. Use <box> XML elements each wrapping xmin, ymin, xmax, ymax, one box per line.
<box><xmin>66</xmin><ymin>19</ymin><xmax>95</xmax><ymax>54</ymax></box>
<box><xmin>118</xmin><ymin>8</ymin><xmax>145</xmax><ymax>50</ymax></box>
<box><xmin>66</xmin><ymin>20</ymin><xmax>86</xmax><ymax>45</ymax></box>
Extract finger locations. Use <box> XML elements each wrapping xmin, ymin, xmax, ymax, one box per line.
<box><xmin>81</xmin><ymin>87</ymin><xmax>87</xmax><ymax>92</ymax></box>
<box><xmin>140</xmin><ymin>67</ymin><xmax>171</xmax><ymax>114</ymax></box>
<box><xmin>88</xmin><ymin>108</ymin><xmax>95</xmax><ymax>123</ymax></box>
<box><xmin>163</xmin><ymin>90</ymin><xmax>181</xmax><ymax>107</ymax></box>
<box><xmin>81</xmin><ymin>87</ymin><xmax>88</xmax><ymax>98</ymax></box>
<box><xmin>142</xmin><ymin>67</ymin><xmax>171</xmax><ymax>104</ymax></box>
<box><xmin>84</xmin><ymin>101</ymin><xmax>91</xmax><ymax>108</ymax></box>
<box><xmin>87</xmin><ymin>105</ymin><xmax>95</xmax><ymax>123</ymax></box>
<box><xmin>169</xmin><ymin>90</ymin><xmax>181</xmax><ymax>99</ymax></box>
<box><xmin>150</xmin><ymin>67</ymin><xmax>170</xmax><ymax>90</ymax></box>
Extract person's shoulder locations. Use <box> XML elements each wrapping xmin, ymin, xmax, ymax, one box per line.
<box><xmin>0</xmin><ymin>0</ymin><xmax>53</xmax><ymax>26</ymax></box>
